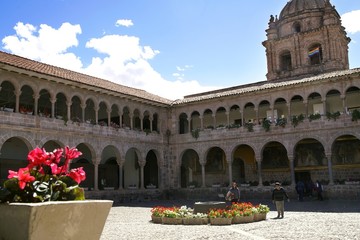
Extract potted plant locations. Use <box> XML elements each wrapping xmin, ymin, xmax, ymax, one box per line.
<box><xmin>191</xmin><ymin>128</ymin><xmax>200</xmax><ymax>139</ymax></box>
<box><xmin>253</xmin><ymin>204</ymin><xmax>270</xmax><ymax>221</ymax></box>
<box><xmin>162</xmin><ymin>207</ymin><xmax>183</xmax><ymax>225</ymax></box>
<box><xmin>262</xmin><ymin>119</ymin><xmax>271</xmax><ymax>132</ymax></box>
<box><xmin>150</xmin><ymin>206</ymin><xmax>166</xmax><ymax>223</ymax></box>
<box><xmin>230</xmin><ymin>202</ymin><xmax>254</xmax><ymax>224</ymax></box>
<box><xmin>326</xmin><ymin>111</ymin><xmax>341</xmax><ymax>121</ymax></box>
<box><xmin>0</xmin><ymin>146</ymin><xmax>112</xmax><ymax>240</ymax></box>
<box><xmin>308</xmin><ymin>113</ymin><xmax>321</xmax><ymax>122</ymax></box>
<box><xmin>244</xmin><ymin>122</ymin><xmax>254</xmax><ymax>132</ymax></box>
<box><xmin>275</xmin><ymin>117</ymin><xmax>287</xmax><ymax>127</ymax></box>
<box><xmin>351</xmin><ymin>109</ymin><xmax>360</xmax><ymax>122</ymax></box>
<box><xmin>208</xmin><ymin>208</ymin><xmax>233</xmax><ymax>225</ymax></box>
<box><xmin>291</xmin><ymin>114</ymin><xmax>305</xmax><ymax>128</ymax></box>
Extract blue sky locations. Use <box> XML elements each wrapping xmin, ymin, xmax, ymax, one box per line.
<box><xmin>1</xmin><ymin>0</ymin><xmax>360</xmax><ymax>100</ymax></box>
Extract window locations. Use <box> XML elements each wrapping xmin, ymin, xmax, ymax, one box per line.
<box><xmin>308</xmin><ymin>45</ymin><xmax>322</xmax><ymax>65</ymax></box>
<box><xmin>294</xmin><ymin>22</ymin><xmax>301</xmax><ymax>33</ymax></box>
<box><xmin>280</xmin><ymin>51</ymin><xmax>292</xmax><ymax>71</ymax></box>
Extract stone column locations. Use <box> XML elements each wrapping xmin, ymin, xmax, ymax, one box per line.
<box><xmin>322</xmin><ymin>98</ymin><xmax>326</xmax><ymax>120</ymax></box>
<box><xmin>81</xmin><ymin>103</ymin><xmax>86</xmax><ymax>122</ymax></box>
<box><xmin>15</xmin><ymin>89</ymin><xmax>21</xmax><ymax>113</ymax></box>
<box><xmin>140</xmin><ymin>113</ymin><xmax>143</xmax><ymax>131</ymax></box>
<box><xmin>288</xmin><ymin>155</ymin><xmax>296</xmax><ymax>187</ymax></box>
<box><xmin>118</xmin><ymin>110</ymin><xmax>123</xmax><ymax>128</ymax></box>
<box><xmin>50</xmin><ymin>97</ymin><xmax>56</xmax><ymax>118</ymax></box>
<box><xmin>94</xmin><ymin>106</ymin><xmax>99</xmax><ymax>124</ymax></box>
<box><xmin>150</xmin><ymin>116</ymin><xmax>153</xmax><ymax>132</ymax></box>
<box><xmin>228</xmin><ymin>161</ymin><xmax>233</xmax><ymax>186</ymax></box>
<box><xmin>66</xmin><ymin>100</ymin><xmax>71</xmax><ymax>121</ymax></box>
<box><xmin>107</xmin><ymin>109</ymin><xmax>111</xmax><ymax>127</ymax></box>
<box><xmin>187</xmin><ymin>117</ymin><xmax>191</xmax><ymax>133</ymax></box>
<box><xmin>212</xmin><ymin>113</ymin><xmax>216</xmax><ymax>128</ymax></box>
<box><xmin>201</xmin><ymin>163</ymin><xmax>206</xmax><ymax>187</ymax></box>
<box><xmin>199</xmin><ymin>115</ymin><xmax>204</xmax><ymax>130</ymax></box>
<box><xmin>326</xmin><ymin>153</ymin><xmax>334</xmax><ymax>185</ymax></box>
<box><xmin>226</xmin><ymin>111</ymin><xmax>230</xmax><ymax>127</ymax></box>
<box><xmin>341</xmin><ymin>94</ymin><xmax>346</xmax><ymax>114</ymax></box>
<box><xmin>33</xmin><ymin>93</ymin><xmax>39</xmax><ymax>115</ymax></box>
<box><xmin>139</xmin><ymin>160</ymin><xmax>146</xmax><ymax>189</ymax></box>
<box><xmin>255</xmin><ymin>108</ymin><xmax>259</xmax><ymax>125</ymax></box>
<box><xmin>94</xmin><ymin>162</ymin><xmax>99</xmax><ymax>191</ymax></box>
<box><xmin>130</xmin><ymin>113</ymin><xmax>133</xmax><ymax>129</ymax></box>
<box><xmin>256</xmin><ymin>157</ymin><xmax>263</xmax><ymax>186</ymax></box>
<box><xmin>118</xmin><ymin>163</ymin><xmax>123</xmax><ymax>190</ymax></box>
<box><xmin>287</xmin><ymin>103</ymin><xmax>291</xmax><ymax>122</ymax></box>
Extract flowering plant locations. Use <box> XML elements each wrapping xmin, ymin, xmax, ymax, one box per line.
<box><xmin>163</xmin><ymin>207</ymin><xmax>181</xmax><ymax>218</ymax></box>
<box><xmin>208</xmin><ymin>209</ymin><xmax>233</xmax><ymax>218</ymax></box>
<box><xmin>151</xmin><ymin>206</ymin><xmax>167</xmax><ymax>217</ymax></box>
<box><xmin>254</xmin><ymin>204</ymin><xmax>270</xmax><ymax>214</ymax></box>
<box><xmin>0</xmin><ymin>146</ymin><xmax>86</xmax><ymax>203</ymax></box>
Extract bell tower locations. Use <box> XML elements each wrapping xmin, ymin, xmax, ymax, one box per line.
<box><xmin>262</xmin><ymin>0</ymin><xmax>351</xmax><ymax>81</ymax></box>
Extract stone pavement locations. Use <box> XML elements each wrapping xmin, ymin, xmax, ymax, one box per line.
<box><xmin>100</xmin><ymin>198</ymin><xmax>360</xmax><ymax>240</ymax></box>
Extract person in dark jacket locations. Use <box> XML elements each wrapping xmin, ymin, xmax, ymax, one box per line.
<box><xmin>226</xmin><ymin>180</ymin><xmax>240</xmax><ymax>203</ymax></box>
<box><xmin>272</xmin><ymin>182</ymin><xmax>290</xmax><ymax>219</ymax></box>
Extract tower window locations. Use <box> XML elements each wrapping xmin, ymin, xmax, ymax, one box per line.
<box><xmin>308</xmin><ymin>45</ymin><xmax>322</xmax><ymax>65</ymax></box>
<box><xmin>294</xmin><ymin>22</ymin><xmax>301</xmax><ymax>33</ymax></box>
<box><xmin>280</xmin><ymin>51</ymin><xmax>292</xmax><ymax>71</ymax></box>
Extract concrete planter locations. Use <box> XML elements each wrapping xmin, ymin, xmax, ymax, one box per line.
<box><xmin>0</xmin><ymin>200</ymin><xmax>113</xmax><ymax>240</ymax></box>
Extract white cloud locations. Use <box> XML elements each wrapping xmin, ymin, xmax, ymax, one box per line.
<box><xmin>342</xmin><ymin>10</ymin><xmax>360</xmax><ymax>34</ymax></box>
<box><xmin>1</xmin><ymin>21</ymin><xmax>219</xmax><ymax>100</ymax></box>
<box><xmin>2</xmin><ymin>22</ymin><xmax>83</xmax><ymax>71</ymax></box>
<box><xmin>115</xmin><ymin>19</ymin><xmax>134</xmax><ymax>27</ymax></box>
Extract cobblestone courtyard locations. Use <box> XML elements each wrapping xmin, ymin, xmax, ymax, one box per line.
<box><xmin>100</xmin><ymin>199</ymin><xmax>360</xmax><ymax>240</ymax></box>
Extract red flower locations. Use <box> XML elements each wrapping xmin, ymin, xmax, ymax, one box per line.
<box><xmin>8</xmin><ymin>167</ymin><xmax>35</xmax><ymax>189</ymax></box>
<box><xmin>63</xmin><ymin>147</ymin><xmax>82</xmax><ymax>171</ymax></box>
<box><xmin>27</xmin><ymin>147</ymin><xmax>48</xmax><ymax>168</ymax></box>
<box><xmin>67</xmin><ymin>167</ymin><xmax>86</xmax><ymax>184</ymax></box>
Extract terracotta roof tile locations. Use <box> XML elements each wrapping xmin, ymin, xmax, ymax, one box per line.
<box><xmin>0</xmin><ymin>51</ymin><xmax>172</xmax><ymax>105</ymax></box>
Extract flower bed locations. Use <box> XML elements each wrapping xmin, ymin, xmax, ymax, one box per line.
<box><xmin>150</xmin><ymin>202</ymin><xmax>269</xmax><ymax>225</ymax></box>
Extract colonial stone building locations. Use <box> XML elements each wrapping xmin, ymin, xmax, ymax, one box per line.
<box><xmin>0</xmin><ymin>0</ymin><xmax>359</xmax><ymax>200</ymax></box>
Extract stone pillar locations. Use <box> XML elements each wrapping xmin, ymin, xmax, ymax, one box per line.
<box><xmin>94</xmin><ymin>106</ymin><xmax>99</xmax><ymax>124</ymax></box>
<box><xmin>228</xmin><ymin>161</ymin><xmax>233</xmax><ymax>186</ymax></box>
<box><xmin>199</xmin><ymin>116</ymin><xmax>204</xmax><ymax>130</ymax></box>
<box><xmin>94</xmin><ymin>162</ymin><xmax>99</xmax><ymax>191</ymax></box>
<box><xmin>107</xmin><ymin>109</ymin><xmax>111</xmax><ymax>127</ymax></box>
<box><xmin>66</xmin><ymin>100</ymin><xmax>71</xmax><ymax>121</ymax></box>
<box><xmin>139</xmin><ymin>160</ymin><xmax>145</xmax><ymax>189</ymax></box>
<box><xmin>118</xmin><ymin>163</ymin><xmax>123</xmax><ymax>190</ymax></box>
<box><xmin>341</xmin><ymin>94</ymin><xmax>346</xmax><ymax>114</ymax></box>
<box><xmin>33</xmin><ymin>93</ymin><xmax>39</xmax><ymax>115</ymax></box>
<box><xmin>255</xmin><ymin>108</ymin><xmax>259</xmax><ymax>125</ymax></box>
<box><xmin>150</xmin><ymin>116</ymin><xmax>153</xmax><ymax>132</ymax></box>
<box><xmin>256</xmin><ymin>157</ymin><xmax>263</xmax><ymax>186</ymax></box>
<box><xmin>130</xmin><ymin>113</ymin><xmax>133</xmax><ymax>129</ymax></box>
<box><xmin>226</xmin><ymin>111</ymin><xmax>230</xmax><ymax>127</ymax></box>
<box><xmin>322</xmin><ymin>98</ymin><xmax>326</xmax><ymax>120</ymax></box>
<box><xmin>15</xmin><ymin>89</ymin><xmax>21</xmax><ymax>113</ymax></box>
<box><xmin>118</xmin><ymin>110</ymin><xmax>123</xmax><ymax>128</ymax></box>
<box><xmin>50</xmin><ymin>97</ymin><xmax>56</xmax><ymax>118</ymax></box>
<box><xmin>288</xmin><ymin>155</ymin><xmax>296</xmax><ymax>186</ymax></box>
<box><xmin>212</xmin><ymin>114</ymin><xmax>216</xmax><ymax>128</ymax></box>
<box><xmin>140</xmin><ymin>113</ymin><xmax>143</xmax><ymax>131</ymax></box>
<box><xmin>326</xmin><ymin>153</ymin><xmax>334</xmax><ymax>185</ymax></box>
<box><xmin>201</xmin><ymin>163</ymin><xmax>206</xmax><ymax>187</ymax></box>
<box><xmin>187</xmin><ymin>117</ymin><xmax>191</xmax><ymax>133</ymax></box>
<box><xmin>287</xmin><ymin>103</ymin><xmax>291</xmax><ymax>122</ymax></box>
<box><xmin>81</xmin><ymin>103</ymin><xmax>86</xmax><ymax>122</ymax></box>
<box><xmin>304</xmin><ymin>100</ymin><xmax>308</xmax><ymax>118</ymax></box>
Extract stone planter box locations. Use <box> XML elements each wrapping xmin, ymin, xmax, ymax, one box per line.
<box><xmin>209</xmin><ymin>218</ymin><xmax>232</xmax><ymax>225</ymax></box>
<box><xmin>0</xmin><ymin>200</ymin><xmax>113</xmax><ymax>240</ymax></box>
<box><xmin>232</xmin><ymin>215</ymin><xmax>254</xmax><ymax>224</ymax></box>
<box><xmin>162</xmin><ymin>217</ymin><xmax>183</xmax><ymax>225</ymax></box>
<box><xmin>254</xmin><ymin>213</ymin><xmax>267</xmax><ymax>221</ymax></box>
<box><xmin>182</xmin><ymin>217</ymin><xmax>209</xmax><ymax>225</ymax></box>
<box><xmin>151</xmin><ymin>215</ymin><xmax>162</xmax><ymax>224</ymax></box>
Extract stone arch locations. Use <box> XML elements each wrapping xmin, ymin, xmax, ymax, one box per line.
<box><xmin>205</xmin><ymin>146</ymin><xmax>227</xmax><ymax>186</ymax></box>
<box><xmin>326</xmin><ymin>89</ymin><xmax>342</xmax><ymax>113</ymax></box>
<box><xmin>0</xmin><ymin>136</ymin><xmax>33</xmax><ymax>182</ymax></box>
<box><xmin>0</xmin><ymin>81</ymin><xmax>16</xmax><ymax>111</ymax></box>
<box><xmin>180</xmin><ymin>149</ymin><xmax>201</xmax><ymax>188</ymax></box>
<box><xmin>19</xmin><ymin>84</ymin><xmax>34</xmax><ymax>115</ymax></box>
<box><xmin>190</xmin><ymin>111</ymin><xmax>201</xmax><ymax>131</ymax></box>
<box><xmin>123</xmin><ymin>147</ymin><xmax>142</xmax><ymax>189</ymax></box>
<box><xmin>243</xmin><ymin>102</ymin><xmax>256</xmax><ymax>124</ymax></box>
<box><xmin>232</xmin><ymin>144</ymin><xmax>256</xmax><ymax>184</ymax></box>
<box><xmin>179</xmin><ymin>112</ymin><xmax>189</xmax><ymax>134</ymax></box>
<box><xmin>203</xmin><ymin>109</ymin><xmax>213</xmax><ymax>129</ymax></box>
<box><xmin>144</xmin><ymin>150</ymin><xmax>159</xmax><ymax>188</ymax></box>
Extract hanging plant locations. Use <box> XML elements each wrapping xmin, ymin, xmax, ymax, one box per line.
<box><xmin>275</xmin><ymin>117</ymin><xmax>287</xmax><ymax>127</ymax></box>
<box><xmin>291</xmin><ymin>114</ymin><xmax>305</xmax><ymax>128</ymax></box>
<box><xmin>326</xmin><ymin>111</ymin><xmax>340</xmax><ymax>121</ymax></box>
<box><xmin>351</xmin><ymin>109</ymin><xmax>360</xmax><ymax>122</ymax></box>
<box><xmin>262</xmin><ymin>119</ymin><xmax>271</xmax><ymax>132</ymax></box>
<box><xmin>244</xmin><ymin>122</ymin><xmax>254</xmax><ymax>132</ymax></box>
<box><xmin>308</xmin><ymin>113</ymin><xmax>321</xmax><ymax>122</ymax></box>
<box><xmin>191</xmin><ymin>128</ymin><xmax>200</xmax><ymax>139</ymax></box>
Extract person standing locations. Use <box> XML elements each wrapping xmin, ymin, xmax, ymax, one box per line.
<box><xmin>226</xmin><ymin>180</ymin><xmax>240</xmax><ymax>203</ymax></box>
<box><xmin>315</xmin><ymin>180</ymin><xmax>324</xmax><ymax>201</ymax></box>
<box><xmin>272</xmin><ymin>182</ymin><xmax>290</xmax><ymax>219</ymax></box>
<box><xmin>296</xmin><ymin>180</ymin><xmax>305</xmax><ymax>201</ymax></box>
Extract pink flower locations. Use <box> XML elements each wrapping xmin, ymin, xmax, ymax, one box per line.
<box><xmin>47</xmin><ymin>148</ymin><xmax>64</xmax><ymax>164</ymax></box>
<box><xmin>63</xmin><ymin>147</ymin><xmax>82</xmax><ymax>172</ymax></box>
<box><xmin>8</xmin><ymin>167</ymin><xmax>35</xmax><ymax>189</ymax></box>
<box><xmin>67</xmin><ymin>167</ymin><xmax>86</xmax><ymax>184</ymax></box>
<box><xmin>27</xmin><ymin>147</ymin><xmax>48</xmax><ymax>168</ymax></box>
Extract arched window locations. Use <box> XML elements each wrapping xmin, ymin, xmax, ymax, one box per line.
<box><xmin>293</xmin><ymin>22</ymin><xmax>301</xmax><ymax>33</ymax></box>
<box><xmin>308</xmin><ymin>44</ymin><xmax>322</xmax><ymax>65</ymax></box>
<box><xmin>280</xmin><ymin>50</ymin><xmax>292</xmax><ymax>71</ymax></box>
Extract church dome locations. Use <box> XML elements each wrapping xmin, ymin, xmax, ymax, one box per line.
<box><xmin>279</xmin><ymin>0</ymin><xmax>326</xmax><ymax>20</ymax></box>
